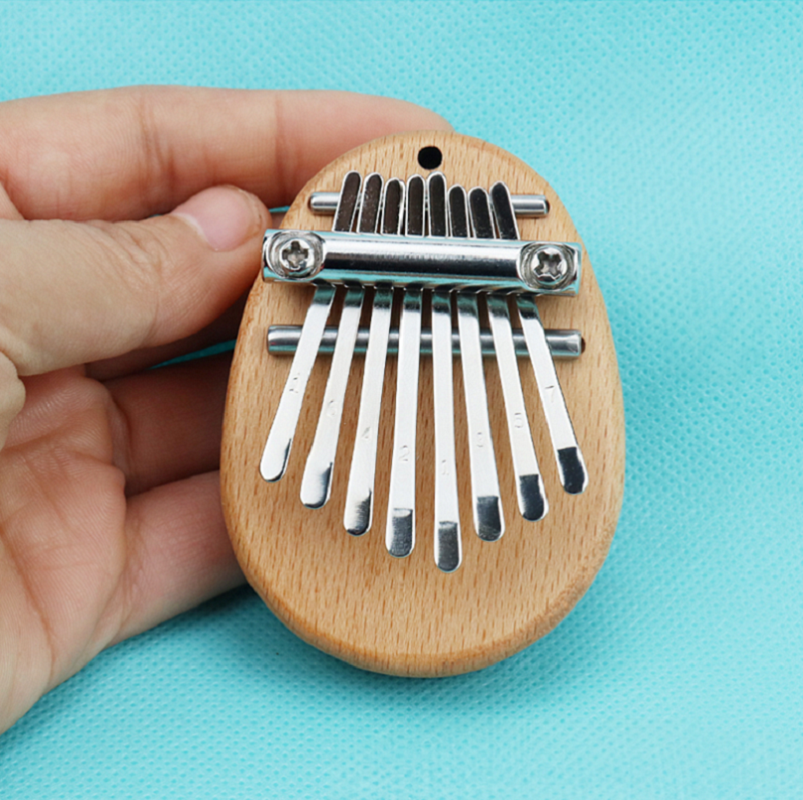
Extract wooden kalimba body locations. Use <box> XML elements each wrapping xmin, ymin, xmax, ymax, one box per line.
<box><xmin>221</xmin><ymin>132</ymin><xmax>625</xmax><ymax>676</ymax></box>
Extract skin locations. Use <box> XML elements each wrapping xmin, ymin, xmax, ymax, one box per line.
<box><xmin>0</xmin><ymin>86</ymin><xmax>451</xmax><ymax>733</ymax></box>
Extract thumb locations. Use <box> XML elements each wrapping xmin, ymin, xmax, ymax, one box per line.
<box><xmin>0</xmin><ymin>185</ymin><xmax>270</xmax><ymax>377</ymax></box>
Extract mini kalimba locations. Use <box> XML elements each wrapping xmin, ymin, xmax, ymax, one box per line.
<box><xmin>221</xmin><ymin>132</ymin><xmax>625</xmax><ymax>676</ymax></box>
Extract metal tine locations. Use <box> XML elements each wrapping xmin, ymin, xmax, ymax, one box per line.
<box><xmin>357</xmin><ymin>173</ymin><xmax>384</xmax><ymax>234</ymax></box>
<box><xmin>343</xmin><ymin>177</ymin><xmax>402</xmax><ymax>535</ymax></box>
<box><xmin>385</xmin><ymin>175</ymin><xmax>425</xmax><ymax>558</ymax></box>
<box><xmin>299</xmin><ymin>173</ymin><xmax>376</xmax><ymax>507</ymax></box>
<box><xmin>343</xmin><ymin>287</ymin><xmax>393</xmax><ymax>533</ymax></box>
<box><xmin>428</xmin><ymin>173</ymin><xmax>461</xmax><ymax>572</ymax></box>
<box><xmin>260</xmin><ymin>286</ymin><xmax>336</xmax><ymax>481</ymax></box>
<box><xmin>333</xmin><ymin>170</ymin><xmax>362</xmax><ymax>233</ymax></box>
<box><xmin>494</xmin><ymin>176</ymin><xmax>588</xmax><ymax>496</ymax></box>
<box><xmin>427</xmin><ymin>172</ymin><xmax>448</xmax><ymax>237</ymax></box>
<box><xmin>300</xmin><ymin>285</ymin><xmax>365</xmax><ymax>507</ymax></box>
<box><xmin>380</xmin><ymin>178</ymin><xmax>405</xmax><ymax>235</ymax></box>
<box><xmin>490</xmin><ymin>181</ymin><xmax>520</xmax><ymax>240</ymax></box>
<box><xmin>487</xmin><ymin>295</ymin><xmax>548</xmax><ymax>521</ymax></box>
<box><xmin>448</xmin><ymin>185</ymin><xmax>470</xmax><ymax>238</ymax></box>
<box><xmin>487</xmin><ymin>182</ymin><xmax>548</xmax><ymax>521</ymax></box>
<box><xmin>405</xmin><ymin>174</ymin><xmax>426</xmax><ymax>236</ymax></box>
<box><xmin>260</xmin><ymin>171</ymin><xmax>360</xmax><ymax>483</ymax></box>
<box><xmin>517</xmin><ymin>295</ymin><xmax>589</xmax><ymax>494</ymax></box>
<box><xmin>453</xmin><ymin>186</ymin><xmax>504</xmax><ymax>541</ymax></box>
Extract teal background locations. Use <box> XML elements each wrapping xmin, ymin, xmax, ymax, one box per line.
<box><xmin>2</xmin><ymin>1</ymin><xmax>802</xmax><ymax>797</ymax></box>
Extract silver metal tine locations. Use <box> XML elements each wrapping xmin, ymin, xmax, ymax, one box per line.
<box><xmin>427</xmin><ymin>172</ymin><xmax>448</xmax><ymax>237</ymax></box>
<box><xmin>300</xmin><ymin>286</ymin><xmax>364</xmax><ymax>508</ymax></box>
<box><xmin>456</xmin><ymin>293</ymin><xmax>505</xmax><ymax>540</ymax></box>
<box><xmin>490</xmin><ymin>181</ymin><xmax>520</xmax><ymax>241</ymax></box>
<box><xmin>301</xmin><ymin>174</ymin><xmax>382</xmax><ymax>508</ymax></box>
<box><xmin>487</xmin><ymin>181</ymin><xmax>547</xmax><ymax>521</ymax></box>
<box><xmin>260</xmin><ymin>171</ymin><xmax>360</xmax><ymax>483</ymax></box>
<box><xmin>385</xmin><ymin>176</ymin><xmax>425</xmax><ymax>558</ymax></box>
<box><xmin>343</xmin><ymin>175</ymin><xmax>397</xmax><ymax>535</ymax></box>
<box><xmin>428</xmin><ymin>173</ymin><xmax>461</xmax><ymax>572</ymax></box>
<box><xmin>333</xmin><ymin>171</ymin><xmax>362</xmax><ymax>233</ymax></box>
<box><xmin>380</xmin><ymin>178</ymin><xmax>405</xmax><ymax>235</ymax></box>
<box><xmin>386</xmin><ymin>288</ymin><xmax>423</xmax><ymax>558</ymax></box>
<box><xmin>298</xmin><ymin>172</ymin><xmax>372</xmax><ymax>506</ymax></box>
<box><xmin>356</xmin><ymin>172</ymin><xmax>383</xmax><ymax>234</ymax></box>
<box><xmin>487</xmin><ymin>295</ymin><xmax>548</xmax><ymax>520</ymax></box>
<box><xmin>343</xmin><ymin>286</ymin><xmax>393</xmax><ymax>534</ymax></box>
<box><xmin>431</xmin><ymin>292</ymin><xmax>461</xmax><ymax>571</ymax></box>
<box><xmin>260</xmin><ymin>285</ymin><xmax>336</xmax><ymax>481</ymax></box>
<box><xmin>489</xmin><ymin>180</ymin><xmax>585</xmax><ymax>494</ymax></box>
<box><xmin>454</xmin><ymin>186</ymin><xmax>504</xmax><ymax>541</ymax></box>
<box><xmin>517</xmin><ymin>295</ymin><xmax>588</xmax><ymax>494</ymax></box>
<box><xmin>468</xmin><ymin>187</ymin><xmax>496</xmax><ymax>239</ymax></box>
<box><xmin>447</xmin><ymin>185</ymin><xmax>469</xmax><ymax>238</ymax></box>
<box><xmin>405</xmin><ymin>174</ymin><xmax>425</xmax><ymax>236</ymax></box>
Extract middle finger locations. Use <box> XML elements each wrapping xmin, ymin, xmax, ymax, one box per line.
<box><xmin>106</xmin><ymin>353</ymin><xmax>231</xmax><ymax>495</ymax></box>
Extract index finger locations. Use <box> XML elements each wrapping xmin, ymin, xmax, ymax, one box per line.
<box><xmin>0</xmin><ymin>87</ymin><xmax>452</xmax><ymax>221</ymax></box>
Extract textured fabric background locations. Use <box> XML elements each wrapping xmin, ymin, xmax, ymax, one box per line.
<box><xmin>1</xmin><ymin>1</ymin><xmax>802</xmax><ymax>797</ymax></box>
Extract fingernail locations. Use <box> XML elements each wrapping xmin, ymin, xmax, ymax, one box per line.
<box><xmin>171</xmin><ymin>186</ymin><xmax>263</xmax><ymax>252</ymax></box>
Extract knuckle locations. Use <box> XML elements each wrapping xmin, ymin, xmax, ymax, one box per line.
<box><xmin>129</xmin><ymin>89</ymin><xmax>180</xmax><ymax>209</ymax></box>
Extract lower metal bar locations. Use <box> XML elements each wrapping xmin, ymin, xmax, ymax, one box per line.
<box><xmin>268</xmin><ymin>325</ymin><xmax>583</xmax><ymax>360</ymax></box>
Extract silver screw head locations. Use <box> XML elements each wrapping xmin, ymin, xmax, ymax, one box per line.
<box><xmin>521</xmin><ymin>244</ymin><xmax>572</xmax><ymax>290</ymax></box>
<box><xmin>281</xmin><ymin>239</ymin><xmax>311</xmax><ymax>271</ymax></box>
<box><xmin>264</xmin><ymin>231</ymin><xmax>325</xmax><ymax>280</ymax></box>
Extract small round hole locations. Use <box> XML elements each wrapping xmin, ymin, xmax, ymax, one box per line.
<box><xmin>417</xmin><ymin>146</ymin><xmax>442</xmax><ymax>170</ymax></box>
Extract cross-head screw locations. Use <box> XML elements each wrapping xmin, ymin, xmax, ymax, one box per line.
<box><xmin>520</xmin><ymin>244</ymin><xmax>574</xmax><ymax>291</ymax></box>
<box><xmin>280</xmin><ymin>239</ymin><xmax>312</xmax><ymax>273</ymax></box>
<box><xmin>264</xmin><ymin>231</ymin><xmax>325</xmax><ymax>281</ymax></box>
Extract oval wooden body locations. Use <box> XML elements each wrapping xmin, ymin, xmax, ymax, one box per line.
<box><xmin>221</xmin><ymin>131</ymin><xmax>625</xmax><ymax>676</ymax></box>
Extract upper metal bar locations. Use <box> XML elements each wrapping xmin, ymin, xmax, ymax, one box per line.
<box><xmin>263</xmin><ymin>229</ymin><xmax>581</xmax><ymax>294</ymax></box>
<box><xmin>310</xmin><ymin>190</ymin><xmax>549</xmax><ymax>218</ymax></box>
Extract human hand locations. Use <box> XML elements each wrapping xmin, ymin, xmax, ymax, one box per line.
<box><xmin>0</xmin><ymin>86</ymin><xmax>450</xmax><ymax>732</ymax></box>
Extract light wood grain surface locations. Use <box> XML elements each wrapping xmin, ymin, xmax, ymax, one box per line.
<box><xmin>221</xmin><ymin>131</ymin><xmax>625</xmax><ymax>676</ymax></box>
